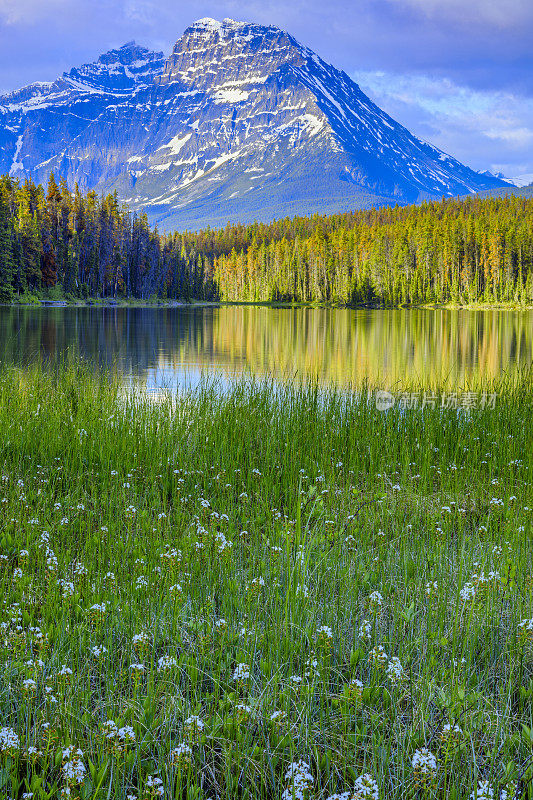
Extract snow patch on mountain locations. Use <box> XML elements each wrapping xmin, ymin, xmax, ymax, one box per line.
<box><xmin>213</xmin><ymin>88</ymin><xmax>250</xmax><ymax>103</ymax></box>
<box><xmin>9</xmin><ymin>134</ymin><xmax>24</xmax><ymax>175</ymax></box>
<box><xmin>158</xmin><ymin>132</ymin><xmax>192</xmax><ymax>155</ymax></box>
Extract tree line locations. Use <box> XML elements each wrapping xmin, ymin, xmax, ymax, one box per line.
<box><xmin>1</xmin><ymin>173</ymin><xmax>532</xmax><ymax>305</ymax></box>
<box><xmin>0</xmin><ymin>174</ymin><xmax>216</xmax><ymax>303</ymax></box>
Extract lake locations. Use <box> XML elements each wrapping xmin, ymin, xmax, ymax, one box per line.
<box><xmin>0</xmin><ymin>305</ymin><xmax>532</xmax><ymax>391</ymax></box>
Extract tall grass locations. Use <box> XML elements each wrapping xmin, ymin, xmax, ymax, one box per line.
<box><xmin>0</xmin><ymin>362</ymin><xmax>532</xmax><ymax>800</ymax></box>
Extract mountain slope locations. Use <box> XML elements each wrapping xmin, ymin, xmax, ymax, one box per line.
<box><xmin>463</xmin><ymin>185</ymin><xmax>533</xmax><ymax>201</ymax></box>
<box><xmin>0</xmin><ymin>18</ymin><xmax>509</xmax><ymax>230</ymax></box>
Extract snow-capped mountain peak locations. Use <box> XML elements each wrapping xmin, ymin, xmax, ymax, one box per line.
<box><xmin>0</xmin><ymin>19</ymin><xmax>509</xmax><ymax>229</ymax></box>
<box><xmin>508</xmin><ymin>173</ymin><xmax>533</xmax><ymax>188</ymax></box>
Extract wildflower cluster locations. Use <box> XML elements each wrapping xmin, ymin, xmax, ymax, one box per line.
<box><xmin>282</xmin><ymin>760</ymin><xmax>314</xmax><ymax>800</ymax></box>
<box><xmin>412</xmin><ymin>748</ymin><xmax>438</xmax><ymax>788</ymax></box>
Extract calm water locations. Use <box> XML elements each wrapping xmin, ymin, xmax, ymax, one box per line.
<box><xmin>0</xmin><ymin>305</ymin><xmax>532</xmax><ymax>391</ymax></box>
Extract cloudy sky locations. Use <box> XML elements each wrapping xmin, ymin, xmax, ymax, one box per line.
<box><xmin>1</xmin><ymin>0</ymin><xmax>532</xmax><ymax>181</ymax></box>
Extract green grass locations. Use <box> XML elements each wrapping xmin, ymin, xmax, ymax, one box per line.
<box><xmin>0</xmin><ymin>362</ymin><xmax>533</xmax><ymax>800</ymax></box>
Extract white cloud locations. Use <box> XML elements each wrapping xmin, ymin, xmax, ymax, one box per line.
<box><xmin>485</xmin><ymin>127</ymin><xmax>533</xmax><ymax>147</ymax></box>
<box><xmin>124</xmin><ymin>0</ymin><xmax>154</xmax><ymax>25</ymax></box>
<box><xmin>0</xmin><ymin>0</ymin><xmax>70</xmax><ymax>24</ymax></box>
<box><xmin>385</xmin><ymin>0</ymin><xmax>533</xmax><ymax>27</ymax></box>
<box><xmin>353</xmin><ymin>70</ymin><xmax>533</xmax><ymax>177</ymax></box>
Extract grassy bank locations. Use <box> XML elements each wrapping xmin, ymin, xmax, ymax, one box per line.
<box><xmin>1</xmin><ymin>364</ymin><xmax>533</xmax><ymax>799</ymax></box>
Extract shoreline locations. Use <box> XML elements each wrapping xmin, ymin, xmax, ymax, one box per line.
<box><xmin>5</xmin><ymin>298</ymin><xmax>533</xmax><ymax>311</ymax></box>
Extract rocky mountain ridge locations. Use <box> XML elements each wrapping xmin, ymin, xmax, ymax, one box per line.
<box><xmin>0</xmin><ymin>18</ymin><xmax>509</xmax><ymax>229</ymax></box>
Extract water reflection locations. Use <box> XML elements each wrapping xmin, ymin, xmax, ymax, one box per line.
<box><xmin>0</xmin><ymin>305</ymin><xmax>532</xmax><ymax>390</ymax></box>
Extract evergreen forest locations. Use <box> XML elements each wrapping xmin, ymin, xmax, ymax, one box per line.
<box><xmin>1</xmin><ymin>173</ymin><xmax>532</xmax><ymax>305</ymax></box>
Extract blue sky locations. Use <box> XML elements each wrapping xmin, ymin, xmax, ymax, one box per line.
<box><xmin>1</xmin><ymin>0</ymin><xmax>532</xmax><ymax>180</ymax></box>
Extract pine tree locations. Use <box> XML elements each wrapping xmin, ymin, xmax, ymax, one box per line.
<box><xmin>0</xmin><ymin>184</ymin><xmax>15</xmax><ymax>302</ymax></box>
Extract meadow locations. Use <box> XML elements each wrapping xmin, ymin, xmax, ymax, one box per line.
<box><xmin>0</xmin><ymin>363</ymin><xmax>532</xmax><ymax>800</ymax></box>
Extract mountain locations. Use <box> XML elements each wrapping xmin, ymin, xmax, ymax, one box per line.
<box><xmin>0</xmin><ymin>18</ymin><xmax>510</xmax><ymax>230</ymax></box>
<box><xmin>508</xmin><ymin>173</ymin><xmax>533</xmax><ymax>188</ymax></box>
<box><xmin>463</xmin><ymin>185</ymin><xmax>533</xmax><ymax>201</ymax></box>
<box><xmin>0</xmin><ymin>42</ymin><xmax>165</xmax><ymax>187</ymax></box>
